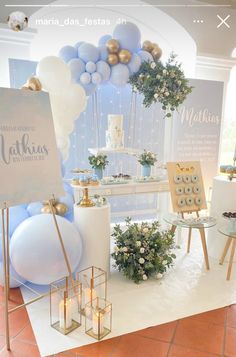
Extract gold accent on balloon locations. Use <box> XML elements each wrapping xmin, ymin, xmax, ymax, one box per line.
<box><xmin>41</xmin><ymin>204</ymin><xmax>56</xmax><ymax>214</ymax></box>
<box><xmin>142</xmin><ymin>40</ymin><xmax>154</xmax><ymax>53</ymax></box>
<box><xmin>21</xmin><ymin>77</ymin><xmax>42</xmax><ymax>91</ymax></box>
<box><xmin>79</xmin><ymin>188</ymin><xmax>95</xmax><ymax>208</ymax></box>
<box><xmin>152</xmin><ymin>46</ymin><xmax>162</xmax><ymax>60</ymax></box>
<box><xmin>54</xmin><ymin>203</ymin><xmax>68</xmax><ymax>216</ymax></box>
<box><xmin>118</xmin><ymin>49</ymin><xmax>132</xmax><ymax>64</ymax></box>
<box><xmin>107</xmin><ymin>53</ymin><xmax>119</xmax><ymax>66</ymax></box>
<box><xmin>41</xmin><ymin>198</ymin><xmax>68</xmax><ymax>216</ymax></box>
<box><xmin>106</xmin><ymin>39</ymin><xmax>120</xmax><ymax>53</ymax></box>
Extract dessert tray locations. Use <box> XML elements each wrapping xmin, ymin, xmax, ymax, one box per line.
<box><xmin>134</xmin><ymin>176</ymin><xmax>164</xmax><ymax>183</ymax></box>
<box><xmin>177</xmin><ymin>216</ymin><xmax>216</xmax><ymax>226</ymax></box>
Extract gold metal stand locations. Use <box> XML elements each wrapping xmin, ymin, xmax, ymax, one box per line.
<box><xmin>79</xmin><ymin>188</ymin><xmax>95</xmax><ymax>208</ymax></box>
<box><xmin>1</xmin><ymin>196</ymin><xmax>75</xmax><ymax>350</ymax></box>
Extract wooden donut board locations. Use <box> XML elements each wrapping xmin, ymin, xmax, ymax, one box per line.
<box><xmin>167</xmin><ymin>161</ymin><xmax>207</xmax><ymax>213</ymax></box>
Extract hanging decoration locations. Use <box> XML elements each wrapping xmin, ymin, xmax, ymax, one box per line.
<box><xmin>129</xmin><ymin>53</ymin><xmax>193</xmax><ymax>117</ymax></box>
<box><xmin>55</xmin><ymin>21</ymin><xmax>192</xmax><ymax>118</ymax></box>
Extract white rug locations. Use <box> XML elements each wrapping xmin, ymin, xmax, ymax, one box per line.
<box><xmin>21</xmin><ymin>230</ymin><xmax>236</xmax><ymax>357</ymax></box>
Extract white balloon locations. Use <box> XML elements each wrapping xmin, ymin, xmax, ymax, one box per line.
<box><xmin>10</xmin><ymin>214</ymin><xmax>82</xmax><ymax>285</ymax></box>
<box><xmin>37</xmin><ymin>56</ymin><xmax>71</xmax><ymax>92</ymax></box>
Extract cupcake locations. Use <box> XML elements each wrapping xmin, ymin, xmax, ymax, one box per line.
<box><xmin>71</xmin><ymin>177</ymin><xmax>80</xmax><ymax>185</ymax></box>
<box><xmin>90</xmin><ymin>175</ymin><xmax>99</xmax><ymax>186</ymax></box>
<box><xmin>79</xmin><ymin>175</ymin><xmax>89</xmax><ymax>186</ymax></box>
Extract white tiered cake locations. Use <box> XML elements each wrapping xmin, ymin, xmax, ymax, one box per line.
<box><xmin>105</xmin><ymin>114</ymin><xmax>124</xmax><ymax>149</ymax></box>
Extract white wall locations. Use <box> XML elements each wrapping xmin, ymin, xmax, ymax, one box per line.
<box><xmin>0</xmin><ymin>24</ymin><xmax>36</xmax><ymax>87</ymax></box>
<box><xmin>29</xmin><ymin>0</ymin><xmax>197</xmax><ymax>77</ymax></box>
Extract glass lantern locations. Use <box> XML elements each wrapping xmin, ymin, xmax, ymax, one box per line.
<box><xmin>50</xmin><ymin>276</ymin><xmax>82</xmax><ymax>335</ymax></box>
<box><xmin>85</xmin><ymin>297</ymin><xmax>112</xmax><ymax>340</ymax></box>
<box><xmin>77</xmin><ymin>266</ymin><xmax>107</xmax><ymax>314</ymax></box>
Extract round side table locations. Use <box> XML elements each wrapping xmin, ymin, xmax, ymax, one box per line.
<box><xmin>208</xmin><ymin>176</ymin><xmax>236</xmax><ymax>261</ymax></box>
<box><xmin>164</xmin><ymin>213</ymin><xmax>217</xmax><ymax>270</ymax></box>
<box><xmin>218</xmin><ymin>225</ymin><xmax>236</xmax><ymax>280</ymax></box>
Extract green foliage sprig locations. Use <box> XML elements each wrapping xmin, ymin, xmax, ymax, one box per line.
<box><xmin>129</xmin><ymin>53</ymin><xmax>193</xmax><ymax>118</ymax></box>
<box><xmin>88</xmin><ymin>154</ymin><xmax>109</xmax><ymax>169</ymax></box>
<box><xmin>111</xmin><ymin>217</ymin><xmax>177</xmax><ymax>284</ymax></box>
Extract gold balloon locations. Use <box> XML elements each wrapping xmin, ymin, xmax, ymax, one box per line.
<box><xmin>21</xmin><ymin>77</ymin><xmax>42</xmax><ymax>91</ymax></box>
<box><xmin>106</xmin><ymin>39</ymin><xmax>120</xmax><ymax>54</ymax></box>
<box><xmin>152</xmin><ymin>46</ymin><xmax>162</xmax><ymax>60</ymax></box>
<box><xmin>142</xmin><ymin>40</ymin><xmax>154</xmax><ymax>53</ymax></box>
<box><xmin>118</xmin><ymin>49</ymin><xmax>132</xmax><ymax>64</ymax></box>
<box><xmin>27</xmin><ymin>77</ymin><xmax>42</xmax><ymax>91</ymax></box>
<box><xmin>41</xmin><ymin>205</ymin><xmax>56</xmax><ymax>214</ymax></box>
<box><xmin>107</xmin><ymin>53</ymin><xmax>119</xmax><ymax>65</ymax></box>
<box><xmin>54</xmin><ymin>203</ymin><xmax>68</xmax><ymax>216</ymax></box>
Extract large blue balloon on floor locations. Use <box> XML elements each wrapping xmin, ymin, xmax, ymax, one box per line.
<box><xmin>113</xmin><ymin>22</ymin><xmax>141</xmax><ymax>52</ymax></box>
<box><xmin>0</xmin><ymin>263</ymin><xmax>26</xmax><ymax>288</ymax></box>
<box><xmin>10</xmin><ymin>214</ymin><xmax>82</xmax><ymax>285</ymax></box>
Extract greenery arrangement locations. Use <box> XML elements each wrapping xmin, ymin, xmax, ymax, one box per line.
<box><xmin>111</xmin><ymin>218</ymin><xmax>177</xmax><ymax>284</ymax></box>
<box><xmin>138</xmin><ymin>150</ymin><xmax>157</xmax><ymax>166</ymax></box>
<box><xmin>129</xmin><ymin>53</ymin><xmax>193</xmax><ymax>118</ymax></box>
<box><xmin>88</xmin><ymin>154</ymin><xmax>109</xmax><ymax>169</ymax></box>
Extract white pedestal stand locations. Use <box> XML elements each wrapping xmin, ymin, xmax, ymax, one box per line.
<box><xmin>208</xmin><ymin>176</ymin><xmax>236</xmax><ymax>261</ymax></box>
<box><xmin>74</xmin><ymin>204</ymin><xmax>111</xmax><ymax>274</ymax></box>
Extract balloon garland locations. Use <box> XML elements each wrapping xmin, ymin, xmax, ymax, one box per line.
<box><xmin>57</xmin><ymin>22</ymin><xmax>163</xmax><ymax>95</ymax></box>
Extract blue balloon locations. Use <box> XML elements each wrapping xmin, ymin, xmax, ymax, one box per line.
<box><xmin>64</xmin><ymin>210</ymin><xmax>74</xmax><ymax>222</ymax></box>
<box><xmin>83</xmin><ymin>83</ymin><xmax>97</xmax><ymax>96</ymax></box>
<box><xmin>63</xmin><ymin>182</ymin><xmax>73</xmax><ymax>196</ymax></box>
<box><xmin>128</xmin><ymin>53</ymin><xmax>142</xmax><ymax>74</ymax></box>
<box><xmin>27</xmin><ymin>202</ymin><xmax>43</xmax><ymax>216</ymax></box>
<box><xmin>98</xmin><ymin>34</ymin><xmax>112</xmax><ymax>46</ymax></box>
<box><xmin>0</xmin><ymin>206</ymin><xmax>29</xmax><ymax>236</ymax></box>
<box><xmin>0</xmin><ymin>263</ymin><xmax>26</xmax><ymax>288</ymax></box>
<box><xmin>85</xmin><ymin>61</ymin><xmax>96</xmax><ymax>73</ymax></box>
<box><xmin>138</xmin><ymin>50</ymin><xmax>153</xmax><ymax>62</ymax></box>
<box><xmin>110</xmin><ymin>63</ymin><xmax>130</xmax><ymax>86</ymax></box>
<box><xmin>96</xmin><ymin>60</ymin><xmax>111</xmax><ymax>82</ymax></box>
<box><xmin>98</xmin><ymin>45</ymin><xmax>109</xmax><ymax>61</ymax></box>
<box><xmin>113</xmin><ymin>22</ymin><xmax>141</xmax><ymax>52</ymax></box>
<box><xmin>80</xmin><ymin>72</ymin><xmax>91</xmax><ymax>85</ymax></box>
<box><xmin>58</xmin><ymin>45</ymin><xmax>77</xmax><ymax>63</ymax></box>
<box><xmin>74</xmin><ymin>41</ymin><xmax>84</xmax><ymax>50</ymax></box>
<box><xmin>68</xmin><ymin>58</ymin><xmax>86</xmax><ymax>82</ymax></box>
<box><xmin>91</xmin><ymin>72</ymin><xmax>102</xmax><ymax>85</ymax></box>
<box><xmin>78</xmin><ymin>43</ymin><xmax>99</xmax><ymax>63</ymax></box>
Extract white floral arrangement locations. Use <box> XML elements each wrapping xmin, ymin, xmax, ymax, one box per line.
<box><xmin>138</xmin><ymin>150</ymin><xmax>157</xmax><ymax>166</ymax></box>
<box><xmin>88</xmin><ymin>154</ymin><xmax>109</xmax><ymax>169</ymax></box>
<box><xmin>111</xmin><ymin>218</ymin><xmax>177</xmax><ymax>284</ymax></box>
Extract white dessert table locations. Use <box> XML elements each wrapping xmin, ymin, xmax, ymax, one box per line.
<box><xmin>71</xmin><ymin>180</ymin><xmax>170</xmax><ymax>219</ymax></box>
<box><xmin>72</xmin><ymin>180</ymin><xmax>169</xmax><ymax>200</ymax></box>
<box><xmin>74</xmin><ymin>204</ymin><xmax>111</xmax><ymax>273</ymax></box>
<box><xmin>208</xmin><ymin>176</ymin><xmax>236</xmax><ymax>261</ymax></box>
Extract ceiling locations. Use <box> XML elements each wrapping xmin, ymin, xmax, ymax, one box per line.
<box><xmin>0</xmin><ymin>0</ymin><xmax>235</xmax><ymax>58</ymax></box>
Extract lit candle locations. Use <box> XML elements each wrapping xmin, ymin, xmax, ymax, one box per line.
<box><xmin>59</xmin><ymin>298</ymin><xmax>72</xmax><ymax>329</ymax></box>
<box><xmin>83</xmin><ymin>288</ymin><xmax>97</xmax><ymax>306</ymax></box>
<box><xmin>92</xmin><ymin>309</ymin><xmax>104</xmax><ymax>336</ymax></box>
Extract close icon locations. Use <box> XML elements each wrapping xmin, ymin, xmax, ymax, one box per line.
<box><xmin>217</xmin><ymin>14</ymin><xmax>230</xmax><ymax>29</ymax></box>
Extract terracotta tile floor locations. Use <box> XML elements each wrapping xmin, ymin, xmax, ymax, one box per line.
<box><xmin>0</xmin><ymin>286</ymin><xmax>236</xmax><ymax>357</ymax></box>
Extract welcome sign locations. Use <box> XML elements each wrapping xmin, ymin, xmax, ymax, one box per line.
<box><xmin>171</xmin><ymin>79</ymin><xmax>224</xmax><ymax>192</ymax></box>
<box><xmin>0</xmin><ymin>88</ymin><xmax>64</xmax><ymax>208</ymax></box>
